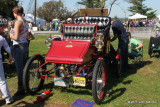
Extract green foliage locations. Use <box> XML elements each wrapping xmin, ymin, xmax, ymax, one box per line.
<box><xmin>77</xmin><ymin>0</ymin><xmax>106</xmax><ymax>8</ymax></box>
<box><xmin>0</xmin><ymin>0</ymin><xmax>18</xmax><ymax>18</ymax></box>
<box><xmin>126</xmin><ymin>0</ymin><xmax>157</xmax><ymax>19</ymax></box>
<box><xmin>113</xmin><ymin>15</ymin><xmax>118</xmax><ymax>20</ymax></box>
<box><xmin>37</xmin><ymin>1</ymin><xmax>72</xmax><ymax>21</ymax></box>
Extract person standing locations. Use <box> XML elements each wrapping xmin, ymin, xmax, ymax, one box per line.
<box><xmin>55</xmin><ymin>21</ymin><xmax>58</xmax><ymax>31</ymax></box>
<box><xmin>155</xmin><ymin>20</ymin><xmax>160</xmax><ymax>37</ymax></box>
<box><xmin>52</xmin><ymin>21</ymin><xmax>55</xmax><ymax>31</ymax></box>
<box><xmin>0</xmin><ymin>35</ymin><xmax>14</xmax><ymax>104</ymax></box>
<box><xmin>50</xmin><ymin>22</ymin><xmax>53</xmax><ymax>31</ymax></box>
<box><xmin>111</xmin><ymin>20</ymin><xmax>129</xmax><ymax>72</ymax></box>
<box><xmin>28</xmin><ymin>21</ymin><xmax>32</xmax><ymax>31</ymax></box>
<box><xmin>38</xmin><ymin>22</ymin><xmax>41</xmax><ymax>31</ymax></box>
<box><xmin>10</xmin><ymin>6</ymin><xmax>29</xmax><ymax>96</ymax></box>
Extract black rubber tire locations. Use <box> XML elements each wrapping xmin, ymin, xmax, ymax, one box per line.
<box><xmin>92</xmin><ymin>59</ymin><xmax>108</xmax><ymax>104</ymax></box>
<box><xmin>23</xmin><ymin>55</ymin><xmax>46</xmax><ymax>94</ymax></box>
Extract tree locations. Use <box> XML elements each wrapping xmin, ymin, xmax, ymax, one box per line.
<box><xmin>77</xmin><ymin>0</ymin><xmax>118</xmax><ymax>16</ymax></box>
<box><xmin>108</xmin><ymin>0</ymin><xmax>118</xmax><ymax>16</ymax></box>
<box><xmin>37</xmin><ymin>1</ymin><xmax>72</xmax><ymax>21</ymax></box>
<box><xmin>0</xmin><ymin>0</ymin><xmax>18</xmax><ymax>18</ymax></box>
<box><xmin>77</xmin><ymin>0</ymin><xmax>106</xmax><ymax>8</ymax></box>
<box><xmin>125</xmin><ymin>0</ymin><xmax>156</xmax><ymax>19</ymax></box>
<box><xmin>113</xmin><ymin>15</ymin><xmax>118</xmax><ymax>20</ymax></box>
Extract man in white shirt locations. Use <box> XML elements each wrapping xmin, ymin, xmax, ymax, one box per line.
<box><xmin>0</xmin><ymin>35</ymin><xmax>14</xmax><ymax>104</ymax></box>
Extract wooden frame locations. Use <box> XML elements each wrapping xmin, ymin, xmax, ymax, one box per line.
<box><xmin>80</xmin><ymin>8</ymin><xmax>108</xmax><ymax>16</ymax></box>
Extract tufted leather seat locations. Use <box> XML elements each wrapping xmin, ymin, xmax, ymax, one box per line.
<box><xmin>63</xmin><ymin>24</ymin><xmax>96</xmax><ymax>40</ymax></box>
<box><xmin>74</xmin><ymin>16</ymin><xmax>111</xmax><ymax>30</ymax></box>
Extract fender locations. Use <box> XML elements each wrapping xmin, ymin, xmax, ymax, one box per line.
<box><xmin>115</xmin><ymin>48</ymin><xmax>121</xmax><ymax>60</ymax></box>
<box><xmin>33</xmin><ymin>53</ymin><xmax>46</xmax><ymax>69</ymax></box>
<box><xmin>97</xmin><ymin>57</ymin><xmax>103</xmax><ymax>60</ymax></box>
<box><xmin>34</xmin><ymin>53</ymin><xmax>41</xmax><ymax>56</ymax></box>
<box><xmin>115</xmin><ymin>54</ymin><xmax>119</xmax><ymax>60</ymax></box>
<box><xmin>34</xmin><ymin>54</ymin><xmax>45</xmax><ymax>62</ymax></box>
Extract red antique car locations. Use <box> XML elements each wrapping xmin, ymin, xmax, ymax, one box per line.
<box><xmin>23</xmin><ymin>14</ymin><xmax>121</xmax><ymax>104</ymax></box>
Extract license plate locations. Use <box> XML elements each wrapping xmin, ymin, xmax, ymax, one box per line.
<box><xmin>54</xmin><ymin>77</ymin><xmax>69</xmax><ymax>87</ymax></box>
<box><xmin>69</xmin><ymin>77</ymin><xmax>86</xmax><ymax>87</ymax></box>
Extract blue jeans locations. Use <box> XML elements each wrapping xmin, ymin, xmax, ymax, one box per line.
<box><xmin>38</xmin><ymin>27</ymin><xmax>41</xmax><ymax>31</ymax></box>
<box><xmin>13</xmin><ymin>43</ymin><xmax>28</xmax><ymax>88</ymax></box>
<box><xmin>119</xmin><ymin>39</ymin><xmax>129</xmax><ymax>72</ymax></box>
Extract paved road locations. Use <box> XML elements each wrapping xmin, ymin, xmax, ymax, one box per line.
<box><xmin>110</xmin><ymin>32</ymin><xmax>154</xmax><ymax>39</ymax></box>
<box><xmin>32</xmin><ymin>31</ymin><xmax>59</xmax><ymax>34</ymax></box>
<box><xmin>32</xmin><ymin>30</ymin><xmax>154</xmax><ymax>39</ymax></box>
<box><xmin>131</xmin><ymin>32</ymin><xmax>154</xmax><ymax>39</ymax></box>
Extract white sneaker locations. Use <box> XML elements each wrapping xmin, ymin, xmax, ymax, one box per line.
<box><xmin>6</xmin><ymin>97</ymin><xmax>14</xmax><ymax>105</ymax></box>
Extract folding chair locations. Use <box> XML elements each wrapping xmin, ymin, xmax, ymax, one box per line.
<box><xmin>128</xmin><ymin>40</ymin><xmax>143</xmax><ymax>63</ymax></box>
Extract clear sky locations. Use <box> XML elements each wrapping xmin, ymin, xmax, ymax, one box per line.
<box><xmin>20</xmin><ymin>0</ymin><xmax>160</xmax><ymax>18</ymax></box>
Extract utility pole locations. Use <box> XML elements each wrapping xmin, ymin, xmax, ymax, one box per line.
<box><xmin>18</xmin><ymin>1</ymin><xmax>23</xmax><ymax>6</ymax></box>
<box><xmin>34</xmin><ymin>0</ymin><xmax>37</xmax><ymax>26</ymax></box>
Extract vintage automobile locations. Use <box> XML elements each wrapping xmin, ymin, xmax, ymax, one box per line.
<box><xmin>23</xmin><ymin>8</ymin><xmax>121</xmax><ymax>104</ymax></box>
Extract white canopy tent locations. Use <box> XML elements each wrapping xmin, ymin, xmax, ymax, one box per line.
<box><xmin>158</xmin><ymin>15</ymin><xmax>160</xmax><ymax>20</ymax></box>
<box><xmin>128</xmin><ymin>13</ymin><xmax>147</xmax><ymax>20</ymax></box>
<box><xmin>23</xmin><ymin>14</ymin><xmax>34</xmax><ymax>22</ymax></box>
<box><xmin>24</xmin><ymin>14</ymin><xmax>46</xmax><ymax>26</ymax></box>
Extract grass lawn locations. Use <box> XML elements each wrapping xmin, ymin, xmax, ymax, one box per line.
<box><xmin>1</xmin><ymin>34</ymin><xmax>160</xmax><ymax>107</ymax></box>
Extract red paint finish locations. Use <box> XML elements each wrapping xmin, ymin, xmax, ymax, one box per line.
<box><xmin>45</xmin><ymin>40</ymin><xmax>91</xmax><ymax>64</ymax></box>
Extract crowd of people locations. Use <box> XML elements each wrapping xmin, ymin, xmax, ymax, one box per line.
<box><xmin>125</xmin><ymin>19</ymin><xmax>158</xmax><ymax>28</ymax></box>
<box><xmin>36</xmin><ymin>20</ymin><xmax>59</xmax><ymax>31</ymax></box>
<box><xmin>122</xmin><ymin>18</ymin><xmax>160</xmax><ymax>38</ymax></box>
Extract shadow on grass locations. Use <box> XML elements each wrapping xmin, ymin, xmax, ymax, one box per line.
<box><xmin>0</xmin><ymin>99</ymin><xmax>5</xmax><ymax>106</ymax></box>
<box><xmin>14</xmin><ymin>101</ymin><xmax>45</xmax><ymax>107</ymax></box>
<box><xmin>42</xmin><ymin>82</ymin><xmax>92</xmax><ymax>96</ymax></box>
<box><xmin>0</xmin><ymin>94</ymin><xmax>46</xmax><ymax>107</ymax></box>
<box><xmin>2</xmin><ymin>57</ymin><xmax>152</xmax><ymax>105</ymax></box>
<box><xmin>3</xmin><ymin>53</ymin><xmax>47</xmax><ymax>79</ymax></box>
<box><xmin>23</xmin><ymin>60</ymin><xmax>152</xmax><ymax>105</ymax></box>
<box><xmin>101</xmin><ymin>60</ymin><xmax>152</xmax><ymax>104</ymax></box>
<box><xmin>150</xmin><ymin>53</ymin><xmax>160</xmax><ymax>58</ymax></box>
<box><xmin>128</xmin><ymin>60</ymin><xmax>152</xmax><ymax>74</ymax></box>
<box><xmin>102</xmin><ymin>88</ymin><xmax>126</xmax><ymax>104</ymax></box>
<box><xmin>6</xmin><ymin>91</ymin><xmax>54</xmax><ymax>107</ymax></box>
<box><xmin>3</xmin><ymin>62</ymin><xmax>17</xmax><ymax>78</ymax></box>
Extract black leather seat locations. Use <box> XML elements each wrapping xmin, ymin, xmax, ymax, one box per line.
<box><xmin>63</xmin><ymin>24</ymin><xmax>96</xmax><ymax>40</ymax></box>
